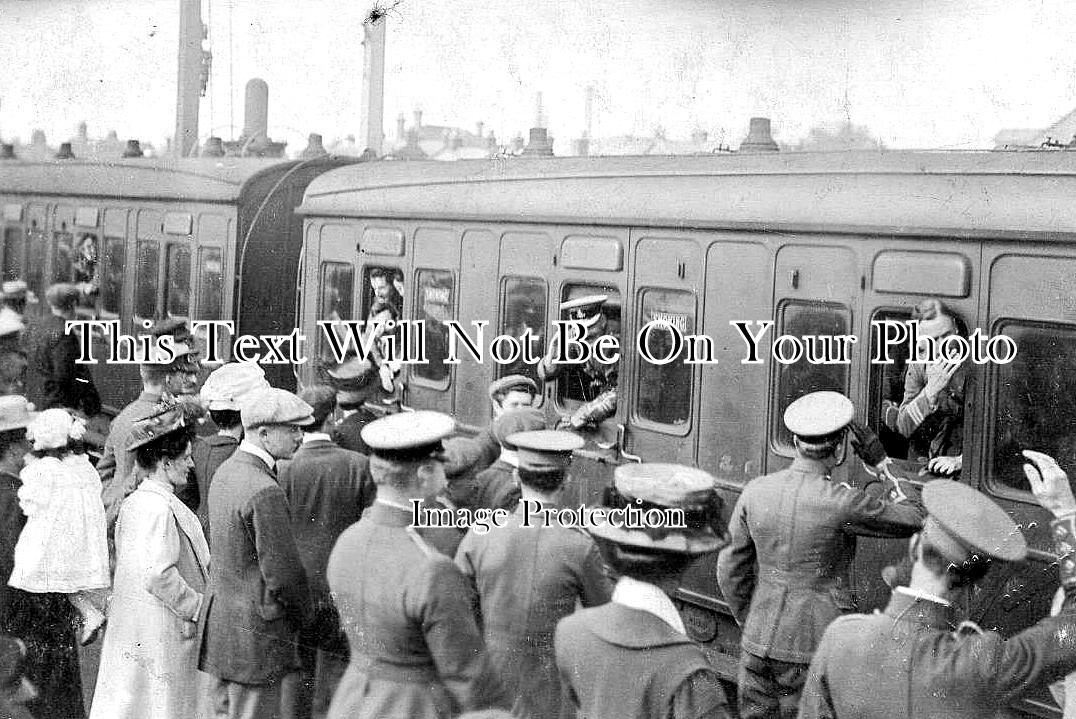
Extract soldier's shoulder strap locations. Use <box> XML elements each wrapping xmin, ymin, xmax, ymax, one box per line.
<box><xmin>406</xmin><ymin>525</ymin><xmax>436</xmax><ymax>558</ymax></box>
<box><xmin>952</xmin><ymin>620</ymin><xmax>984</xmax><ymax>637</ymax></box>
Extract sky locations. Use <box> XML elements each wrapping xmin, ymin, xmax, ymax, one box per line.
<box><xmin>2</xmin><ymin>0</ymin><xmax>1076</xmax><ymax>154</ymax></box>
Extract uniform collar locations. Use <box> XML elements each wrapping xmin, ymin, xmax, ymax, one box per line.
<box><xmin>612</xmin><ymin>576</ymin><xmax>686</xmax><ymax>635</ymax></box>
<box><xmin>368</xmin><ymin>499</ymin><xmax>415</xmax><ymax>527</ymax></box>
<box><xmin>884</xmin><ymin>588</ymin><xmax>953</xmax><ymax>630</ymax></box>
<box><xmin>498</xmin><ymin>448</ymin><xmax>519</xmax><ymax>467</ymax></box>
<box><xmin>790</xmin><ymin>456</ymin><xmax>832</xmax><ymax>478</ymax></box>
<box><xmin>238</xmin><ymin>440</ymin><xmax>275</xmax><ymax>471</ymax></box>
<box><xmin>302</xmin><ymin>432</ymin><xmax>333</xmax><ymax>445</ymax></box>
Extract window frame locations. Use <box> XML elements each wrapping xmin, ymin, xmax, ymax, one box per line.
<box><xmin>496</xmin><ymin>274</ymin><xmax>547</xmax><ymax>385</ymax></box>
<box><xmin>409</xmin><ymin>267</ymin><xmax>456</xmax><ymax>391</ymax></box>
<box><xmin>631</xmin><ymin>285</ymin><xmax>696</xmax><ymax>436</ymax></box>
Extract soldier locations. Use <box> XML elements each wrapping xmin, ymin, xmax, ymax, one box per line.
<box><xmin>717</xmin><ymin>391</ymin><xmax>925</xmax><ymax>719</ymax></box>
<box><xmin>555</xmin><ymin>462</ymin><xmax>731</xmax><ymax>719</ymax></box>
<box><xmin>327</xmin><ymin>356</ymin><xmax>384</xmax><ymax>455</ymax></box>
<box><xmin>326</xmin><ymin>411</ymin><xmax>509</xmax><ymax>719</ymax></box>
<box><xmin>537</xmin><ymin>295</ymin><xmax>618</xmax><ymax>430</ymax></box>
<box><xmin>277</xmin><ymin>385</ymin><xmax>375</xmax><ymax>719</ymax></box>
<box><xmin>466</xmin><ymin>407</ymin><xmax>546</xmax><ymax>512</ymax></box>
<box><xmin>457</xmin><ymin>429</ymin><xmax>612</xmax><ymax>719</ymax></box>
<box><xmin>799</xmin><ymin>451</ymin><xmax>1076</xmax><ymax>719</ymax></box>
<box><xmin>197</xmin><ymin>387</ymin><xmax>312</xmax><ymax>719</ymax></box>
<box><xmin>192</xmin><ymin>362</ymin><xmax>269</xmax><ymax>539</ymax></box>
<box><xmin>23</xmin><ymin>283</ymin><xmax>100</xmax><ymax>417</ymax></box>
<box><xmin>472</xmin><ymin>375</ymin><xmax>540</xmax><ymax>470</ymax></box>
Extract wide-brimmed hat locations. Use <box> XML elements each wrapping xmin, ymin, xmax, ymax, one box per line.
<box><xmin>201</xmin><ymin>363</ymin><xmax>269</xmax><ymax>411</ymax></box>
<box><xmin>126</xmin><ymin>402</ymin><xmax>189</xmax><ymax>451</ymax></box>
<box><xmin>0</xmin><ymin>396</ymin><xmax>36</xmax><ymax>433</ymax></box>
<box><xmin>589</xmin><ymin>463</ymin><xmax>727</xmax><ymax>555</ymax></box>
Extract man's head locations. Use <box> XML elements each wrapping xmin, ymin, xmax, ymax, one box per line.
<box><xmin>1</xmin><ymin>281</ymin><xmax>35</xmax><ymax>315</ymax></box>
<box><xmin>591</xmin><ymin>463</ymin><xmax>727</xmax><ymax>588</ymax></box>
<box><xmin>239</xmin><ymin>387</ymin><xmax>315</xmax><ymax>460</ymax></box>
<box><xmin>488</xmin><ymin>375</ymin><xmax>538</xmax><ymax>416</ymax></box>
<box><xmin>910</xmin><ymin>479</ymin><xmax>1026</xmax><ymax>591</ymax></box>
<box><xmin>200</xmin><ymin>362</ymin><xmax>270</xmax><ymax>431</ymax></box>
<box><xmin>509</xmin><ymin>429</ymin><xmax>583</xmax><ymax>494</ymax></box>
<box><xmin>299</xmin><ymin>384</ymin><xmax>337</xmax><ymax>432</ymax></box>
<box><xmin>361</xmin><ymin>410</ymin><xmax>455</xmax><ymax>499</ymax></box>
<box><xmin>784</xmin><ymin>391</ymin><xmax>854</xmax><ymax>467</ymax></box>
<box><xmin>369</xmin><ymin>268</ymin><xmax>394</xmax><ymax>305</ymax></box>
<box><xmin>44</xmin><ymin>283</ymin><xmax>79</xmax><ymax>316</ymax></box>
<box><xmin>560</xmin><ymin>294</ymin><xmax>608</xmax><ymax>340</ymax></box>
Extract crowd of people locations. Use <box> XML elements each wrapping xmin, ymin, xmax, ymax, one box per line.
<box><xmin>0</xmin><ymin>284</ymin><xmax>1074</xmax><ymax>719</ymax></box>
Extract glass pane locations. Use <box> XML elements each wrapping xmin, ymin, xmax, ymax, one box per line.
<box><xmin>990</xmin><ymin>323</ymin><xmax>1076</xmax><ymax>493</ymax></box>
<box><xmin>134</xmin><ymin>241</ymin><xmax>160</xmax><ymax>318</ymax></box>
<box><xmin>362</xmin><ymin>265</ymin><xmax>403</xmax><ymax>319</ymax></box>
<box><xmin>100</xmin><ymin>238</ymin><xmax>125</xmax><ymax>316</ymax></box>
<box><xmin>165</xmin><ymin>244</ymin><xmax>192</xmax><ymax>317</ymax></box>
<box><xmin>318</xmin><ymin>262</ymin><xmax>354</xmax><ymax>361</ymax></box>
<box><xmin>556</xmin><ymin>284</ymin><xmax>621</xmax><ymax>405</ymax></box>
<box><xmin>868</xmin><ymin>309</ymin><xmax>914</xmax><ymax>458</ymax></box>
<box><xmin>771</xmin><ymin>301</ymin><xmax>850</xmax><ymax>451</ymax></box>
<box><xmin>3</xmin><ymin>227</ymin><xmax>23</xmax><ymax>282</ymax></box>
<box><xmin>72</xmin><ymin>232</ymin><xmax>99</xmax><ymax>316</ymax></box>
<box><xmin>26</xmin><ymin>230</ymin><xmax>46</xmax><ymax>298</ymax></box>
<box><xmin>52</xmin><ymin>230</ymin><xmax>73</xmax><ymax>283</ymax></box>
<box><xmin>414</xmin><ymin>269</ymin><xmax>454</xmax><ymax>383</ymax></box>
<box><xmin>197</xmin><ymin>247</ymin><xmax>223</xmax><ymax>320</ymax></box>
<box><xmin>637</xmin><ymin>289</ymin><xmax>693</xmax><ymax>426</ymax></box>
<box><xmin>499</xmin><ymin>277</ymin><xmax>546</xmax><ymax>383</ymax></box>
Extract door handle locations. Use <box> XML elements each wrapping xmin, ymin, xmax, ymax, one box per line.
<box><xmin>617</xmin><ymin>423</ymin><xmax>642</xmax><ymax>463</ymax></box>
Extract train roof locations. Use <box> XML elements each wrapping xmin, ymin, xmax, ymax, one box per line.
<box><xmin>298</xmin><ymin>150</ymin><xmax>1076</xmax><ymax>239</ymax></box>
<box><xmin>0</xmin><ymin>156</ymin><xmax>324</xmax><ymax>203</ymax></box>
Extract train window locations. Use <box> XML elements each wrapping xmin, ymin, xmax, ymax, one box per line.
<box><xmin>196</xmin><ymin>247</ymin><xmax>223</xmax><ymax>321</ymax></box>
<box><xmin>25</xmin><ymin>225</ymin><xmax>45</xmax><ymax>298</ymax></box>
<box><xmin>770</xmin><ymin>301</ymin><xmax>850</xmax><ymax>453</ymax></box>
<box><xmin>2</xmin><ymin>227</ymin><xmax>23</xmax><ymax>282</ymax></box>
<box><xmin>72</xmin><ymin>232</ymin><xmax>99</xmax><ymax>317</ymax></box>
<box><xmin>165</xmin><ymin>244</ymin><xmax>192</xmax><ymax>318</ymax></box>
<box><xmin>413</xmin><ymin>269</ymin><xmax>454</xmax><ymax>386</ymax></box>
<box><xmin>134</xmin><ymin>241</ymin><xmax>160</xmax><ymax>318</ymax></box>
<box><xmin>51</xmin><ymin>227</ymin><xmax>74</xmax><ymax>284</ymax></box>
<box><xmin>100</xmin><ymin>238</ymin><xmax>125</xmax><ymax>318</ymax></box>
<box><xmin>867</xmin><ymin>309</ymin><xmax>914</xmax><ymax>459</ymax></box>
<box><xmin>498</xmin><ymin>277</ymin><xmax>546</xmax><ymax>383</ymax></box>
<box><xmin>137</xmin><ymin>210</ymin><xmax>161</xmax><ymax>240</ymax></box>
<box><xmin>635</xmin><ymin>289</ymin><xmax>693</xmax><ymax>428</ymax></box>
<box><xmin>318</xmin><ymin>262</ymin><xmax>354</xmax><ymax>362</ymax></box>
<box><xmin>361</xmin><ymin>266</ymin><xmax>403</xmax><ymax>320</ymax></box>
<box><xmin>555</xmin><ymin>284</ymin><xmax>622</xmax><ymax>407</ymax></box>
<box><xmin>988</xmin><ymin>321</ymin><xmax>1076</xmax><ymax>495</ymax></box>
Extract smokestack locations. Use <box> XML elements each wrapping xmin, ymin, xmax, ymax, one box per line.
<box><xmin>360</xmin><ymin>16</ymin><xmax>387</xmax><ymax>157</ymax></box>
<box><xmin>739</xmin><ymin>117</ymin><xmax>779</xmax><ymax>153</ymax></box>
<box><xmin>0</xmin><ymin>144</ymin><xmax>15</xmax><ymax>160</ymax></box>
<box><xmin>584</xmin><ymin>85</ymin><xmax>594</xmax><ymax>139</ymax></box>
<box><xmin>243</xmin><ymin>78</ymin><xmax>269</xmax><ymax>144</ymax></box>
<box><xmin>534</xmin><ymin>92</ymin><xmax>545</xmax><ymax>128</ymax></box>
<box><xmin>122</xmin><ymin>140</ymin><xmax>144</xmax><ymax>158</ymax></box>
<box><xmin>522</xmin><ymin>128</ymin><xmax>554</xmax><ymax>157</ymax></box>
<box><xmin>174</xmin><ymin>0</ymin><xmax>210</xmax><ymax>158</ymax></box>
<box><xmin>397</xmin><ymin>113</ymin><xmax>406</xmax><ymax>142</ymax></box>
<box><xmin>55</xmin><ymin>142</ymin><xmax>75</xmax><ymax>160</ymax></box>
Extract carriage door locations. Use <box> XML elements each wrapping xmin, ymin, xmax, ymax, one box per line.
<box><xmin>767</xmin><ymin>243</ymin><xmax>860</xmax><ymax>478</ymax></box>
<box><xmin>301</xmin><ymin>222</ymin><xmax>362</xmax><ymax>387</ymax></box>
<box><xmin>625</xmin><ymin>233</ymin><xmax>702</xmax><ymax>464</ymax></box>
<box><xmin>407</xmin><ymin>226</ymin><xmax>461</xmax><ymax>416</ymax></box>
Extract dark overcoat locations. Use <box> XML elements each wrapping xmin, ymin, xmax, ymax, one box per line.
<box><xmin>716</xmin><ymin>456</ymin><xmax>924</xmax><ymax>664</ymax></box>
<box><xmin>24</xmin><ymin>313</ymin><xmax>100</xmax><ymax>416</ymax></box>
<box><xmin>191</xmin><ymin>433</ymin><xmax>239</xmax><ymax>540</ymax></box>
<box><xmin>197</xmin><ymin>449</ymin><xmax>309</xmax><ymax>684</ymax></box>
<box><xmin>555</xmin><ymin>603</ymin><xmax>729</xmax><ymax>719</ymax></box>
<box><xmin>326</xmin><ymin>502</ymin><xmax>509</xmax><ymax>719</ymax></box>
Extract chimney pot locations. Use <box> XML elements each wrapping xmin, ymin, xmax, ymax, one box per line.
<box><xmin>739</xmin><ymin>117</ymin><xmax>779</xmax><ymax>153</ymax></box>
<box><xmin>202</xmin><ymin>136</ymin><xmax>225</xmax><ymax>157</ymax></box>
<box><xmin>122</xmin><ymin>140</ymin><xmax>143</xmax><ymax>158</ymax></box>
<box><xmin>0</xmin><ymin>144</ymin><xmax>15</xmax><ymax>160</ymax></box>
<box><xmin>54</xmin><ymin>142</ymin><xmax>75</xmax><ymax>160</ymax></box>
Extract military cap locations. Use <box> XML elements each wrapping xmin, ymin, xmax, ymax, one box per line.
<box><xmin>0</xmin><ymin>307</ymin><xmax>24</xmax><ymax>337</ymax></box>
<box><xmin>298</xmin><ymin>384</ymin><xmax>337</xmax><ymax>427</ymax></box>
<box><xmin>491</xmin><ymin>407</ymin><xmax>546</xmax><ymax>448</ymax></box>
<box><xmin>488</xmin><ymin>374</ymin><xmax>538</xmax><ymax>401</ymax></box>
<box><xmin>239</xmin><ymin>387</ymin><xmax>315</xmax><ymax>429</ymax></box>
<box><xmin>1</xmin><ymin>280</ymin><xmax>35</xmax><ymax>303</ymax></box>
<box><xmin>44</xmin><ymin>282</ymin><xmax>79</xmax><ymax>310</ymax></box>
<box><xmin>591</xmin><ymin>463</ymin><xmax>726</xmax><ymax>555</ymax></box>
<box><xmin>150</xmin><ymin>317</ymin><xmax>194</xmax><ymax>344</ymax></box>
<box><xmin>142</xmin><ymin>341</ymin><xmax>200</xmax><ymax>372</ymax></box>
<box><xmin>361</xmin><ymin>410</ymin><xmax>455</xmax><ymax>462</ymax></box>
<box><xmin>784</xmin><ymin>391</ymin><xmax>854</xmax><ymax>439</ymax></box>
<box><xmin>0</xmin><ymin>395</ymin><xmax>36</xmax><ymax>433</ymax></box>
<box><xmin>126</xmin><ymin>402</ymin><xmax>188</xmax><ymax>451</ymax></box>
<box><xmin>560</xmin><ymin>294</ymin><xmax>608</xmax><ymax>328</ymax></box>
<box><xmin>509</xmin><ymin>429</ymin><xmax>583</xmax><ymax>472</ymax></box>
<box><xmin>200</xmin><ymin>362</ymin><xmax>270</xmax><ymax>411</ymax></box>
<box><xmin>921</xmin><ymin>479</ymin><xmax>1027</xmax><ymax>563</ymax></box>
<box><xmin>326</xmin><ymin>356</ymin><xmax>379</xmax><ymax>405</ymax></box>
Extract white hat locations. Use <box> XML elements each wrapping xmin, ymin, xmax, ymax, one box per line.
<box><xmin>0</xmin><ymin>307</ymin><xmax>24</xmax><ymax>337</ymax></box>
<box><xmin>200</xmin><ymin>363</ymin><xmax>269</xmax><ymax>411</ymax></box>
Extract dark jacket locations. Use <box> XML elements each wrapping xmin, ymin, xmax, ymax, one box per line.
<box><xmin>799</xmin><ymin>517</ymin><xmax>1076</xmax><ymax>719</ymax></box>
<box><xmin>326</xmin><ymin>502</ymin><xmax>509</xmax><ymax>719</ymax></box>
<box><xmin>330</xmin><ymin>408</ymin><xmax>378</xmax><ymax>456</ymax></box>
<box><xmin>465</xmin><ymin>459</ymin><xmax>521</xmax><ymax>511</ymax></box>
<box><xmin>456</xmin><ymin>503</ymin><xmax>613</xmax><ymax>718</ymax></box>
<box><xmin>191</xmin><ymin>433</ymin><xmax>240</xmax><ymax>540</ymax></box>
<box><xmin>24</xmin><ymin>313</ymin><xmax>100</xmax><ymax>416</ymax></box>
<box><xmin>197</xmin><ymin>449</ymin><xmax>309</xmax><ymax>684</ymax></box>
<box><xmin>716</xmin><ymin>456</ymin><xmax>924</xmax><ymax>663</ymax></box>
<box><xmin>556</xmin><ymin>603</ymin><xmax>729</xmax><ymax>719</ymax></box>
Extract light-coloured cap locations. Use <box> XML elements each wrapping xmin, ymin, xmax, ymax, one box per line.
<box><xmin>488</xmin><ymin>374</ymin><xmax>538</xmax><ymax>400</ymax></box>
<box><xmin>361</xmin><ymin>410</ymin><xmax>455</xmax><ymax>461</ymax></box>
<box><xmin>922</xmin><ymin>479</ymin><xmax>1026</xmax><ymax>563</ymax></box>
<box><xmin>0</xmin><ymin>395</ymin><xmax>36</xmax><ymax>433</ymax></box>
<box><xmin>201</xmin><ymin>363</ymin><xmax>270</xmax><ymax>411</ymax></box>
<box><xmin>239</xmin><ymin>387</ymin><xmax>315</xmax><ymax>429</ymax></box>
<box><xmin>509</xmin><ymin>429</ymin><xmax>583</xmax><ymax>471</ymax></box>
<box><xmin>0</xmin><ymin>307</ymin><xmax>24</xmax><ymax>337</ymax></box>
<box><xmin>44</xmin><ymin>283</ymin><xmax>79</xmax><ymax>310</ymax></box>
<box><xmin>560</xmin><ymin>294</ymin><xmax>608</xmax><ymax>329</ymax></box>
<box><xmin>784</xmin><ymin>391</ymin><xmax>854</xmax><ymax>438</ymax></box>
